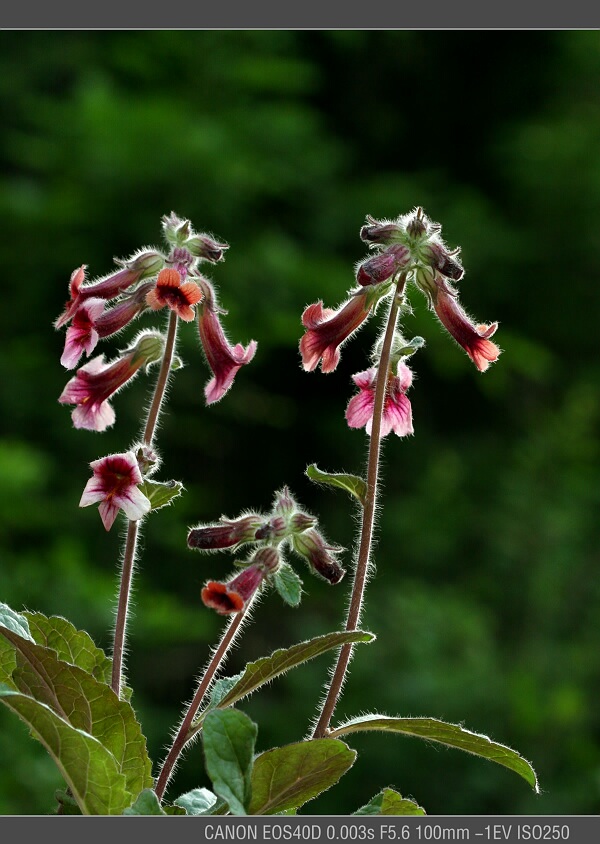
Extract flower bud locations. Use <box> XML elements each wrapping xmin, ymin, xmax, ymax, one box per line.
<box><xmin>162</xmin><ymin>212</ymin><xmax>192</xmax><ymax>247</ymax></box>
<box><xmin>356</xmin><ymin>244</ymin><xmax>410</xmax><ymax>287</ymax></box>
<box><xmin>360</xmin><ymin>216</ymin><xmax>405</xmax><ymax>246</ymax></box>
<box><xmin>135</xmin><ymin>443</ymin><xmax>160</xmax><ymax>477</ymax></box>
<box><xmin>120</xmin><ymin>249</ymin><xmax>165</xmax><ymax>279</ymax></box>
<box><xmin>292</xmin><ymin>529</ymin><xmax>345</xmax><ymax>585</ymax></box>
<box><xmin>130</xmin><ymin>330</ymin><xmax>165</xmax><ymax>369</ymax></box>
<box><xmin>202</xmin><ymin>564</ymin><xmax>265</xmax><ymax>615</ymax></box>
<box><xmin>290</xmin><ymin>512</ymin><xmax>318</xmax><ymax>534</ymax></box>
<box><xmin>252</xmin><ymin>546</ymin><xmax>280</xmax><ymax>575</ymax></box>
<box><xmin>273</xmin><ymin>486</ymin><xmax>296</xmax><ymax>518</ymax></box>
<box><xmin>188</xmin><ymin>514</ymin><xmax>265</xmax><ymax>551</ymax></box>
<box><xmin>422</xmin><ymin>242</ymin><xmax>464</xmax><ymax>281</ymax></box>
<box><xmin>186</xmin><ymin>234</ymin><xmax>229</xmax><ymax>263</ymax></box>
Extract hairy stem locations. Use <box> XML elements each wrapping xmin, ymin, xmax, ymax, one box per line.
<box><xmin>312</xmin><ymin>274</ymin><xmax>407</xmax><ymax>738</ymax></box>
<box><xmin>154</xmin><ymin>609</ymin><xmax>249</xmax><ymax>802</ymax></box>
<box><xmin>143</xmin><ymin>309</ymin><xmax>179</xmax><ymax>446</ymax></box>
<box><xmin>111</xmin><ymin>309</ymin><xmax>179</xmax><ymax>698</ymax></box>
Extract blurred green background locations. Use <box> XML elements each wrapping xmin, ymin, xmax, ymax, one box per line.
<box><xmin>1</xmin><ymin>31</ymin><xmax>600</xmax><ymax>816</ymax></box>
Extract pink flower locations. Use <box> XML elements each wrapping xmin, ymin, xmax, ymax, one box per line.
<box><xmin>299</xmin><ymin>291</ymin><xmax>372</xmax><ymax>374</ymax></box>
<box><xmin>345</xmin><ymin>362</ymin><xmax>414</xmax><ymax>438</ymax></box>
<box><xmin>79</xmin><ymin>451</ymin><xmax>151</xmax><ymax>531</ymax></box>
<box><xmin>146</xmin><ymin>268</ymin><xmax>203</xmax><ymax>322</ymax></box>
<box><xmin>197</xmin><ymin>279</ymin><xmax>257</xmax><ymax>405</ymax></box>
<box><xmin>60</xmin><ymin>298</ymin><xmax>106</xmax><ymax>369</ymax></box>
<box><xmin>60</xmin><ymin>283</ymin><xmax>154</xmax><ymax>370</ymax></box>
<box><xmin>55</xmin><ymin>251</ymin><xmax>164</xmax><ymax>328</ymax></box>
<box><xmin>58</xmin><ymin>351</ymin><xmax>145</xmax><ymax>432</ymax></box>
<box><xmin>433</xmin><ymin>284</ymin><xmax>501</xmax><ymax>372</ymax></box>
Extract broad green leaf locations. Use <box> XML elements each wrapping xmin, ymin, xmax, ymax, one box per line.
<box><xmin>354</xmin><ymin>788</ymin><xmax>426</xmax><ymax>816</ymax></box>
<box><xmin>209</xmin><ymin>673</ymin><xmax>244</xmax><ymax>709</ymax></box>
<box><xmin>138</xmin><ymin>478</ymin><xmax>183</xmax><ymax>511</ymax></box>
<box><xmin>24</xmin><ymin>611</ymin><xmax>113</xmax><ymax>686</ymax></box>
<box><xmin>55</xmin><ymin>789</ymin><xmax>83</xmax><ymax>815</ymax></box>
<box><xmin>329</xmin><ymin>715</ymin><xmax>539</xmax><ymax>792</ymax></box>
<box><xmin>174</xmin><ymin>787</ymin><xmax>227</xmax><ymax>815</ymax></box>
<box><xmin>189</xmin><ymin>630</ymin><xmax>375</xmax><ymax>740</ymax></box>
<box><xmin>0</xmin><ymin>602</ymin><xmax>34</xmax><ymax>640</ymax></box>
<box><xmin>123</xmin><ymin>789</ymin><xmax>166</xmax><ymax>815</ymax></box>
<box><xmin>0</xmin><ymin>684</ymin><xmax>130</xmax><ymax>815</ymax></box>
<box><xmin>248</xmin><ymin>739</ymin><xmax>356</xmax><ymax>815</ymax></box>
<box><xmin>306</xmin><ymin>464</ymin><xmax>367</xmax><ymax>506</ymax></box>
<box><xmin>203</xmin><ymin>709</ymin><xmax>258</xmax><ymax>815</ymax></box>
<box><xmin>0</xmin><ymin>626</ymin><xmax>153</xmax><ymax>798</ymax></box>
<box><xmin>163</xmin><ymin>805</ymin><xmax>187</xmax><ymax>815</ymax></box>
<box><xmin>0</xmin><ymin>637</ymin><xmax>16</xmax><ymax>687</ymax></box>
<box><xmin>273</xmin><ymin>563</ymin><xmax>303</xmax><ymax>607</ymax></box>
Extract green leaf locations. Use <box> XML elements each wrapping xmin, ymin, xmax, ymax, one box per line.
<box><xmin>24</xmin><ymin>611</ymin><xmax>113</xmax><ymax>686</ymax></box>
<box><xmin>174</xmin><ymin>787</ymin><xmax>227</xmax><ymax>815</ymax></box>
<box><xmin>209</xmin><ymin>673</ymin><xmax>244</xmax><ymax>709</ymax></box>
<box><xmin>0</xmin><ymin>684</ymin><xmax>131</xmax><ymax>815</ymax></box>
<box><xmin>55</xmin><ymin>789</ymin><xmax>83</xmax><ymax>815</ymax></box>
<box><xmin>0</xmin><ymin>626</ymin><xmax>153</xmax><ymax>799</ymax></box>
<box><xmin>138</xmin><ymin>478</ymin><xmax>184</xmax><ymax>511</ymax></box>
<box><xmin>273</xmin><ymin>563</ymin><xmax>303</xmax><ymax>607</ymax></box>
<box><xmin>329</xmin><ymin>715</ymin><xmax>539</xmax><ymax>792</ymax></box>
<box><xmin>123</xmin><ymin>789</ymin><xmax>167</xmax><ymax>815</ymax></box>
<box><xmin>203</xmin><ymin>709</ymin><xmax>258</xmax><ymax>815</ymax></box>
<box><xmin>248</xmin><ymin>739</ymin><xmax>356</xmax><ymax>815</ymax></box>
<box><xmin>0</xmin><ymin>602</ymin><xmax>34</xmax><ymax>640</ymax></box>
<box><xmin>189</xmin><ymin>630</ymin><xmax>375</xmax><ymax>739</ymax></box>
<box><xmin>354</xmin><ymin>788</ymin><xmax>426</xmax><ymax>816</ymax></box>
<box><xmin>306</xmin><ymin>464</ymin><xmax>367</xmax><ymax>506</ymax></box>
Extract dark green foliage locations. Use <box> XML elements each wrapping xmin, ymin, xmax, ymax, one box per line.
<box><xmin>1</xmin><ymin>31</ymin><xmax>599</xmax><ymax>814</ymax></box>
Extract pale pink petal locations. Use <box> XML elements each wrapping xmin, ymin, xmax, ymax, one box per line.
<box><xmin>79</xmin><ymin>476</ymin><xmax>108</xmax><ymax>507</ymax></box>
<box><xmin>98</xmin><ymin>499</ymin><xmax>120</xmax><ymax>531</ymax></box>
<box><xmin>386</xmin><ymin>392</ymin><xmax>413</xmax><ymax>437</ymax></box>
<box><xmin>351</xmin><ymin>368</ymin><xmax>376</xmax><ymax>390</ymax></box>
<box><xmin>115</xmin><ymin>486</ymin><xmax>151</xmax><ymax>521</ymax></box>
<box><xmin>72</xmin><ymin>400</ymin><xmax>115</xmax><ymax>432</ymax></box>
<box><xmin>396</xmin><ymin>361</ymin><xmax>413</xmax><ymax>391</ymax></box>
<box><xmin>345</xmin><ymin>390</ymin><xmax>375</xmax><ymax>429</ymax></box>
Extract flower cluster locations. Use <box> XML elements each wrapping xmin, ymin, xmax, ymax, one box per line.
<box><xmin>188</xmin><ymin>487</ymin><xmax>345</xmax><ymax>615</ymax></box>
<box><xmin>299</xmin><ymin>207</ymin><xmax>501</xmax><ymax>438</ymax></box>
<box><xmin>55</xmin><ymin>213</ymin><xmax>256</xmax><ymax>431</ymax></box>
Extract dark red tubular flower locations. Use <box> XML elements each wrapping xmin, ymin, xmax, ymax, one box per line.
<box><xmin>187</xmin><ymin>515</ymin><xmax>265</xmax><ymax>552</ymax></box>
<box><xmin>196</xmin><ymin>279</ymin><xmax>257</xmax><ymax>405</ymax></box>
<box><xmin>299</xmin><ymin>291</ymin><xmax>372</xmax><ymax>374</ymax></box>
<box><xmin>433</xmin><ymin>282</ymin><xmax>501</xmax><ymax>372</ymax></box>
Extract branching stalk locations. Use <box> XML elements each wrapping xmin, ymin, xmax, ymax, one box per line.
<box><xmin>154</xmin><ymin>609</ymin><xmax>249</xmax><ymax>802</ymax></box>
<box><xmin>111</xmin><ymin>309</ymin><xmax>179</xmax><ymax>697</ymax></box>
<box><xmin>312</xmin><ymin>273</ymin><xmax>407</xmax><ymax>738</ymax></box>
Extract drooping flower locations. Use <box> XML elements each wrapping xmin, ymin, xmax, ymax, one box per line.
<box><xmin>55</xmin><ymin>251</ymin><xmax>164</xmax><ymax>329</ymax></box>
<box><xmin>197</xmin><ymin>278</ymin><xmax>257</xmax><ymax>405</ymax></box>
<box><xmin>60</xmin><ymin>298</ymin><xmax>106</xmax><ymax>369</ymax></box>
<box><xmin>299</xmin><ymin>291</ymin><xmax>372</xmax><ymax>374</ymax></box>
<box><xmin>60</xmin><ymin>282</ymin><xmax>155</xmax><ymax>370</ymax></box>
<box><xmin>146</xmin><ymin>268</ymin><xmax>203</xmax><ymax>322</ymax></box>
<box><xmin>201</xmin><ymin>548</ymin><xmax>280</xmax><ymax>615</ymax></box>
<box><xmin>79</xmin><ymin>451</ymin><xmax>151</xmax><ymax>531</ymax></box>
<box><xmin>431</xmin><ymin>280</ymin><xmax>501</xmax><ymax>372</ymax></box>
<box><xmin>58</xmin><ymin>333</ymin><xmax>163</xmax><ymax>432</ymax></box>
<box><xmin>346</xmin><ymin>361</ymin><xmax>414</xmax><ymax>438</ymax></box>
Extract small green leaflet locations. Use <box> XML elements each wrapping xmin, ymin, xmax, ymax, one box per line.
<box><xmin>306</xmin><ymin>464</ymin><xmax>366</xmax><ymax>506</ymax></box>
<box><xmin>138</xmin><ymin>478</ymin><xmax>183</xmax><ymax>511</ymax></box>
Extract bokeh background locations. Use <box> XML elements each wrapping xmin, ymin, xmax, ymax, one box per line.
<box><xmin>1</xmin><ymin>31</ymin><xmax>599</xmax><ymax>816</ymax></box>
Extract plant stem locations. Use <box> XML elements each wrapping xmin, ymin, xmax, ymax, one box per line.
<box><xmin>311</xmin><ymin>274</ymin><xmax>407</xmax><ymax>738</ymax></box>
<box><xmin>110</xmin><ymin>309</ymin><xmax>179</xmax><ymax>698</ymax></box>
<box><xmin>111</xmin><ymin>519</ymin><xmax>139</xmax><ymax>695</ymax></box>
<box><xmin>154</xmin><ymin>609</ymin><xmax>248</xmax><ymax>802</ymax></box>
<box><xmin>143</xmin><ymin>309</ymin><xmax>179</xmax><ymax>447</ymax></box>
